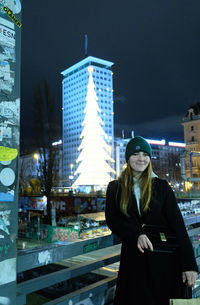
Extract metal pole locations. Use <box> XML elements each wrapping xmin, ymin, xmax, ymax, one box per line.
<box><xmin>190</xmin><ymin>153</ymin><xmax>193</xmax><ymax>178</ymax></box>
<box><xmin>0</xmin><ymin>2</ymin><xmax>22</xmax><ymax>304</ymax></box>
<box><xmin>85</xmin><ymin>34</ymin><xmax>88</xmax><ymax>57</ymax></box>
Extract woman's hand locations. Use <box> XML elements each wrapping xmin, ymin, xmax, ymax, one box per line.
<box><xmin>182</xmin><ymin>271</ymin><xmax>198</xmax><ymax>287</ymax></box>
<box><xmin>137</xmin><ymin>234</ymin><xmax>153</xmax><ymax>253</ymax></box>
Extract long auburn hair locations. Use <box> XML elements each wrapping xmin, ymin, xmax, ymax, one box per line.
<box><xmin>118</xmin><ymin>161</ymin><xmax>153</xmax><ymax>216</ymax></box>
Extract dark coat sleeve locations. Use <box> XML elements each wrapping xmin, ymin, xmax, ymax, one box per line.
<box><xmin>105</xmin><ymin>180</ymin><xmax>143</xmax><ymax>245</ymax></box>
<box><xmin>162</xmin><ymin>180</ymin><xmax>198</xmax><ymax>272</ymax></box>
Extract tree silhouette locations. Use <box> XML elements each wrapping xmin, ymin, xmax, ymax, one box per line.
<box><xmin>32</xmin><ymin>80</ymin><xmax>60</xmax><ymax>224</ymax></box>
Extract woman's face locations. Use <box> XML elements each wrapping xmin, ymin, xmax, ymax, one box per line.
<box><xmin>129</xmin><ymin>151</ymin><xmax>150</xmax><ymax>176</ymax></box>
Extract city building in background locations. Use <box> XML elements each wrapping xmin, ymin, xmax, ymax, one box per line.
<box><xmin>61</xmin><ymin>56</ymin><xmax>114</xmax><ymax>188</ymax></box>
<box><xmin>51</xmin><ymin>140</ymin><xmax>63</xmax><ymax>186</ymax></box>
<box><xmin>19</xmin><ymin>140</ymin><xmax>63</xmax><ymax>195</ymax></box>
<box><xmin>115</xmin><ymin>137</ymin><xmax>129</xmax><ymax>178</ymax></box>
<box><xmin>20</xmin><ymin>136</ymin><xmax>186</xmax><ymax>193</ymax></box>
<box><xmin>115</xmin><ymin>137</ymin><xmax>185</xmax><ymax>191</ymax></box>
<box><xmin>182</xmin><ymin>102</ymin><xmax>200</xmax><ymax>190</ymax></box>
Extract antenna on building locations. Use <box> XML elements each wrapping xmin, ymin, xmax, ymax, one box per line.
<box><xmin>122</xmin><ymin>129</ymin><xmax>124</xmax><ymax>139</ymax></box>
<box><xmin>85</xmin><ymin>34</ymin><xmax>88</xmax><ymax>58</ymax></box>
<box><xmin>131</xmin><ymin>130</ymin><xmax>134</xmax><ymax>138</ymax></box>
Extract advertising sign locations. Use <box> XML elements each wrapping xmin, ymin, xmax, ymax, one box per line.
<box><xmin>19</xmin><ymin>196</ymin><xmax>47</xmax><ymax>211</ymax></box>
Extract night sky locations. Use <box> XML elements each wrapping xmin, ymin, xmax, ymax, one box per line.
<box><xmin>21</xmin><ymin>0</ymin><xmax>200</xmax><ymax>150</ymax></box>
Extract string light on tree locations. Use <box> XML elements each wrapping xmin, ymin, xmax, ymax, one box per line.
<box><xmin>73</xmin><ymin>66</ymin><xmax>115</xmax><ymax>190</ymax></box>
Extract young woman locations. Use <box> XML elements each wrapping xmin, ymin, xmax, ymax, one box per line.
<box><xmin>105</xmin><ymin>136</ymin><xmax>198</xmax><ymax>305</ymax></box>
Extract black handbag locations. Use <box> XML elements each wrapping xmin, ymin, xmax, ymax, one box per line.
<box><xmin>142</xmin><ymin>224</ymin><xmax>180</xmax><ymax>253</ymax></box>
<box><xmin>182</xmin><ymin>283</ymin><xmax>192</xmax><ymax>299</ymax></box>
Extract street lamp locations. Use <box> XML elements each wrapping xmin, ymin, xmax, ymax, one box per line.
<box><xmin>33</xmin><ymin>153</ymin><xmax>39</xmax><ymax>176</ymax></box>
<box><xmin>69</xmin><ymin>163</ymin><xmax>74</xmax><ymax>179</ymax></box>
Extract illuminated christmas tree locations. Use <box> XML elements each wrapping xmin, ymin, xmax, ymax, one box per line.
<box><xmin>73</xmin><ymin>66</ymin><xmax>114</xmax><ymax>189</ymax></box>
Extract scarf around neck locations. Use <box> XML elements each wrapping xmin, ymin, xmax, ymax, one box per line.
<box><xmin>133</xmin><ymin>172</ymin><xmax>157</xmax><ymax>216</ymax></box>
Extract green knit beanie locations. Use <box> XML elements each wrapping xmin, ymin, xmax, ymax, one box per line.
<box><xmin>125</xmin><ymin>136</ymin><xmax>152</xmax><ymax>162</ymax></box>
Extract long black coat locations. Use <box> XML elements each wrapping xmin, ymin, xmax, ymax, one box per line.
<box><xmin>105</xmin><ymin>178</ymin><xmax>198</xmax><ymax>305</ymax></box>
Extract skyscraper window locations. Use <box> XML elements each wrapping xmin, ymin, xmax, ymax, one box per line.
<box><xmin>61</xmin><ymin>56</ymin><xmax>114</xmax><ymax>186</ymax></box>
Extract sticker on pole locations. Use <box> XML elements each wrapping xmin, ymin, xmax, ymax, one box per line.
<box><xmin>0</xmin><ymin>146</ymin><xmax>18</xmax><ymax>161</ymax></box>
<box><xmin>0</xmin><ymin>168</ymin><xmax>15</xmax><ymax>186</ymax></box>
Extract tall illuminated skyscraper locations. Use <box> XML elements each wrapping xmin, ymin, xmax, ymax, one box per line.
<box><xmin>61</xmin><ymin>56</ymin><xmax>114</xmax><ymax>187</ymax></box>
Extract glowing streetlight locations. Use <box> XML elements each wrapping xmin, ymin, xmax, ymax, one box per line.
<box><xmin>34</xmin><ymin>153</ymin><xmax>39</xmax><ymax>161</ymax></box>
<box><xmin>69</xmin><ymin>163</ymin><xmax>74</xmax><ymax>180</ymax></box>
<box><xmin>33</xmin><ymin>153</ymin><xmax>39</xmax><ymax>176</ymax></box>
